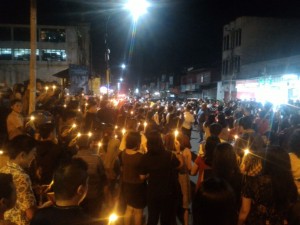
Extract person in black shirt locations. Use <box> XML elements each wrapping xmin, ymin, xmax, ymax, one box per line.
<box><xmin>31</xmin><ymin>158</ymin><xmax>100</xmax><ymax>225</ymax></box>
<box><xmin>140</xmin><ymin>131</ymin><xmax>180</xmax><ymax>225</ymax></box>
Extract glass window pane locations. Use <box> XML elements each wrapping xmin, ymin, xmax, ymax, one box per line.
<box><xmin>40</xmin><ymin>29</ymin><xmax>66</xmax><ymax>42</ymax></box>
<box><xmin>13</xmin><ymin>49</ymin><xmax>39</xmax><ymax>61</ymax></box>
<box><xmin>0</xmin><ymin>48</ymin><xmax>12</xmax><ymax>60</ymax></box>
<box><xmin>0</xmin><ymin>27</ymin><xmax>11</xmax><ymax>41</ymax></box>
<box><xmin>41</xmin><ymin>49</ymin><xmax>66</xmax><ymax>61</ymax></box>
<box><xmin>14</xmin><ymin>27</ymin><xmax>30</xmax><ymax>41</ymax></box>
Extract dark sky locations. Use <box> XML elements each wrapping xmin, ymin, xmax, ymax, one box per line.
<box><xmin>1</xmin><ymin>0</ymin><xmax>300</xmax><ymax>83</ymax></box>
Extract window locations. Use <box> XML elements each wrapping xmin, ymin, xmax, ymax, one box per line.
<box><xmin>13</xmin><ymin>49</ymin><xmax>39</xmax><ymax>61</ymax></box>
<box><xmin>233</xmin><ymin>56</ymin><xmax>241</xmax><ymax>72</ymax></box>
<box><xmin>40</xmin><ymin>28</ymin><xmax>66</xmax><ymax>42</ymax></box>
<box><xmin>0</xmin><ymin>48</ymin><xmax>12</xmax><ymax>60</ymax></box>
<box><xmin>41</xmin><ymin>49</ymin><xmax>66</xmax><ymax>61</ymax></box>
<box><xmin>235</xmin><ymin>29</ymin><xmax>242</xmax><ymax>47</ymax></box>
<box><xmin>14</xmin><ymin>27</ymin><xmax>30</xmax><ymax>41</ymax></box>
<box><xmin>222</xmin><ymin>59</ymin><xmax>230</xmax><ymax>75</ymax></box>
<box><xmin>0</xmin><ymin>27</ymin><xmax>11</xmax><ymax>41</ymax></box>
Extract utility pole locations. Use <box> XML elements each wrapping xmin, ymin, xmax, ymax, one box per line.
<box><xmin>29</xmin><ymin>0</ymin><xmax>37</xmax><ymax>114</ymax></box>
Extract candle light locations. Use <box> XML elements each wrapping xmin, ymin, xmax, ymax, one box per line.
<box><xmin>122</xmin><ymin>128</ymin><xmax>126</xmax><ymax>136</ymax></box>
<box><xmin>244</xmin><ymin>148</ymin><xmax>250</xmax><ymax>156</ymax></box>
<box><xmin>115</xmin><ymin>134</ymin><xmax>118</xmax><ymax>139</ymax></box>
<box><xmin>143</xmin><ymin>121</ymin><xmax>147</xmax><ymax>133</ymax></box>
<box><xmin>78</xmin><ymin>108</ymin><xmax>81</xmax><ymax>112</ymax></box>
<box><xmin>45</xmin><ymin>86</ymin><xmax>49</xmax><ymax>91</ymax></box>
<box><xmin>0</xmin><ymin>150</ymin><xmax>3</xmax><ymax>155</ymax></box>
<box><xmin>109</xmin><ymin>213</ymin><xmax>118</xmax><ymax>223</ymax></box>
<box><xmin>52</xmin><ymin>85</ymin><xmax>56</xmax><ymax>90</ymax></box>
<box><xmin>77</xmin><ymin>132</ymin><xmax>81</xmax><ymax>137</ymax></box>
<box><xmin>63</xmin><ymin>104</ymin><xmax>67</xmax><ymax>108</ymax></box>
<box><xmin>30</xmin><ymin>116</ymin><xmax>35</xmax><ymax>121</ymax></box>
<box><xmin>234</xmin><ymin>135</ymin><xmax>238</xmax><ymax>140</ymax></box>
<box><xmin>130</xmin><ymin>111</ymin><xmax>134</xmax><ymax>115</ymax></box>
<box><xmin>88</xmin><ymin>132</ymin><xmax>92</xmax><ymax>137</ymax></box>
<box><xmin>174</xmin><ymin>129</ymin><xmax>179</xmax><ymax>138</ymax></box>
<box><xmin>98</xmin><ymin>142</ymin><xmax>102</xmax><ymax>148</ymax></box>
<box><xmin>72</xmin><ymin>123</ymin><xmax>77</xmax><ymax>129</ymax></box>
<box><xmin>115</xmin><ymin>125</ymin><xmax>118</xmax><ymax>130</ymax></box>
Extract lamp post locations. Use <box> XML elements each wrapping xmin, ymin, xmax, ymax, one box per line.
<box><xmin>104</xmin><ymin>0</ymin><xmax>150</xmax><ymax>95</ymax></box>
<box><xmin>29</xmin><ymin>0</ymin><xmax>37</xmax><ymax>114</ymax></box>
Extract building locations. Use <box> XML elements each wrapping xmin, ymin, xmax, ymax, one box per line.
<box><xmin>0</xmin><ymin>23</ymin><xmax>90</xmax><ymax>87</ymax></box>
<box><xmin>180</xmin><ymin>68</ymin><xmax>220</xmax><ymax>99</ymax></box>
<box><xmin>219</xmin><ymin>17</ymin><xmax>300</xmax><ymax>102</ymax></box>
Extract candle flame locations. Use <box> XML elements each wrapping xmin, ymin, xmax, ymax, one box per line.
<box><xmin>30</xmin><ymin>116</ymin><xmax>35</xmax><ymax>121</ymax></box>
<box><xmin>109</xmin><ymin>213</ymin><xmax>118</xmax><ymax>223</ymax></box>
<box><xmin>88</xmin><ymin>132</ymin><xmax>92</xmax><ymax>137</ymax></box>
<box><xmin>174</xmin><ymin>130</ymin><xmax>179</xmax><ymax>137</ymax></box>
<box><xmin>244</xmin><ymin>149</ymin><xmax>250</xmax><ymax>156</ymax></box>
<box><xmin>77</xmin><ymin>132</ymin><xmax>81</xmax><ymax>137</ymax></box>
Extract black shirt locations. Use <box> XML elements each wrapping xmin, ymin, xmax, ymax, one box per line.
<box><xmin>140</xmin><ymin>151</ymin><xmax>180</xmax><ymax>198</ymax></box>
<box><xmin>31</xmin><ymin>205</ymin><xmax>100</xmax><ymax>225</ymax></box>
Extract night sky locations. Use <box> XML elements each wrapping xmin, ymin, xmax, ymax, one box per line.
<box><xmin>1</xmin><ymin>0</ymin><xmax>300</xmax><ymax>84</ymax></box>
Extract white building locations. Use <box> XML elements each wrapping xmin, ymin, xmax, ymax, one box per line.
<box><xmin>0</xmin><ymin>23</ymin><xmax>90</xmax><ymax>87</ymax></box>
<box><xmin>219</xmin><ymin>17</ymin><xmax>300</xmax><ymax>103</ymax></box>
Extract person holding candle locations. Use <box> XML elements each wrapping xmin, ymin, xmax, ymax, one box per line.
<box><xmin>31</xmin><ymin>158</ymin><xmax>100</xmax><ymax>225</ymax></box>
<box><xmin>6</xmin><ymin>99</ymin><xmax>25</xmax><ymax>140</ymax></box>
<box><xmin>121</xmin><ymin>132</ymin><xmax>146</xmax><ymax>225</ymax></box>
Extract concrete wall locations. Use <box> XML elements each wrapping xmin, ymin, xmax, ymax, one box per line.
<box><xmin>222</xmin><ymin>17</ymin><xmax>300</xmax><ymax>80</ymax></box>
<box><xmin>0</xmin><ymin>24</ymin><xmax>90</xmax><ymax>87</ymax></box>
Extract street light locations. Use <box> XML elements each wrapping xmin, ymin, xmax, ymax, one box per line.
<box><xmin>104</xmin><ymin>0</ymin><xmax>150</xmax><ymax>95</ymax></box>
<box><xmin>124</xmin><ymin>0</ymin><xmax>150</xmax><ymax>22</ymax></box>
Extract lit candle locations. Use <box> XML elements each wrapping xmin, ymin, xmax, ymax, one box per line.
<box><xmin>115</xmin><ymin>134</ymin><xmax>118</xmax><ymax>139</ymax></box>
<box><xmin>130</xmin><ymin>111</ymin><xmax>134</xmax><ymax>115</ymax></box>
<box><xmin>77</xmin><ymin>132</ymin><xmax>81</xmax><ymax>137</ymax></box>
<box><xmin>78</xmin><ymin>108</ymin><xmax>81</xmax><ymax>112</ymax></box>
<box><xmin>143</xmin><ymin>121</ymin><xmax>147</xmax><ymax>133</ymax></box>
<box><xmin>174</xmin><ymin>129</ymin><xmax>179</xmax><ymax>139</ymax></box>
<box><xmin>244</xmin><ymin>148</ymin><xmax>250</xmax><ymax>156</ymax></box>
<box><xmin>0</xmin><ymin>150</ymin><xmax>3</xmax><ymax>155</ymax></box>
<box><xmin>63</xmin><ymin>104</ymin><xmax>67</xmax><ymax>108</ymax></box>
<box><xmin>109</xmin><ymin>213</ymin><xmax>118</xmax><ymax>223</ymax></box>
<box><xmin>115</xmin><ymin>125</ymin><xmax>118</xmax><ymax>130</ymax></box>
<box><xmin>72</xmin><ymin>123</ymin><xmax>77</xmax><ymax>129</ymax></box>
<box><xmin>234</xmin><ymin>135</ymin><xmax>238</xmax><ymax>140</ymax></box>
<box><xmin>30</xmin><ymin>116</ymin><xmax>35</xmax><ymax>121</ymax></box>
<box><xmin>88</xmin><ymin>132</ymin><xmax>92</xmax><ymax>137</ymax></box>
<box><xmin>122</xmin><ymin>128</ymin><xmax>126</xmax><ymax>136</ymax></box>
<box><xmin>45</xmin><ymin>86</ymin><xmax>49</xmax><ymax>92</ymax></box>
<box><xmin>52</xmin><ymin>85</ymin><xmax>56</xmax><ymax>90</ymax></box>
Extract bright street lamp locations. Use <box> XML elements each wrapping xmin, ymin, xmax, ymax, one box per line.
<box><xmin>121</xmin><ymin>63</ymin><xmax>126</xmax><ymax>70</ymax></box>
<box><xmin>124</xmin><ymin>0</ymin><xmax>150</xmax><ymax>22</ymax></box>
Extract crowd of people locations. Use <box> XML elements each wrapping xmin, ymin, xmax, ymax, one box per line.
<box><xmin>0</xmin><ymin>79</ymin><xmax>299</xmax><ymax>225</ymax></box>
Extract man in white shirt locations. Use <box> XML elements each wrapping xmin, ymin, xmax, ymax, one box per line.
<box><xmin>181</xmin><ymin>104</ymin><xmax>195</xmax><ymax>140</ymax></box>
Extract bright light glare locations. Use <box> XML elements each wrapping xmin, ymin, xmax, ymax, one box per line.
<box><xmin>121</xmin><ymin>63</ymin><xmax>126</xmax><ymax>69</ymax></box>
<box><xmin>244</xmin><ymin>149</ymin><xmax>250</xmax><ymax>156</ymax></box>
<box><xmin>109</xmin><ymin>213</ymin><xmax>118</xmax><ymax>223</ymax></box>
<box><xmin>125</xmin><ymin>0</ymin><xmax>150</xmax><ymax>21</ymax></box>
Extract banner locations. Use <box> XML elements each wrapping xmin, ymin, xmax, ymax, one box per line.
<box><xmin>69</xmin><ymin>64</ymin><xmax>89</xmax><ymax>95</ymax></box>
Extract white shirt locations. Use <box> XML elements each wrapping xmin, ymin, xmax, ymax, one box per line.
<box><xmin>182</xmin><ymin>111</ymin><xmax>195</xmax><ymax>129</ymax></box>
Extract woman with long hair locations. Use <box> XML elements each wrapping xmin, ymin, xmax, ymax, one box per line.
<box><xmin>213</xmin><ymin>143</ymin><xmax>242</xmax><ymax>209</ymax></box>
<box><xmin>140</xmin><ymin>131</ymin><xmax>181</xmax><ymax>225</ymax></box>
<box><xmin>238</xmin><ymin>146</ymin><xmax>298</xmax><ymax>225</ymax></box>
